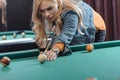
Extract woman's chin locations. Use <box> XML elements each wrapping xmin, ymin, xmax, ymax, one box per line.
<box><xmin>47</xmin><ymin>18</ymin><xmax>54</xmax><ymax>23</ymax></box>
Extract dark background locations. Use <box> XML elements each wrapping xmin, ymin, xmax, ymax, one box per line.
<box><xmin>0</xmin><ymin>0</ymin><xmax>120</xmax><ymax>41</ymax></box>
<box><xmin>0</xmin><ymin>0</ymin><xmax>33</xmax><ymax>31</ymax></box>
<box><xmin>7</xmin><ymin>0</ymin><xmax>33</xmax><ymax>31</ymax></box>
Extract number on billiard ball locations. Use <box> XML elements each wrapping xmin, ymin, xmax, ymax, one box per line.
<box><xmin>37</xmin><ymin>54</ymin><xmax>47</xmax><ymax>64</ymax></box>
<box><xmin>0</xmin><ymin>56</ymin><xmax>10</xmax><ymax>67</ymax></box>
<box><xmin>21</xmin><ymin>32</ymin><xmax>26</xmax><ymax>38</ymax></box>
<box><xmin>86</xmin><ymin>44</ymin><xmax>94</xmax><ymax>52</ymax></box>
<box><xmin>2</xmin><ymin>35</ymin><xmax>7</xmax><ymax>40</ymax></box>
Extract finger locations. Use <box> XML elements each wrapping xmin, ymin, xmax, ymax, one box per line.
<box><xmin>45</xmin><ymin>51</ymin><xmax>49</xmax><ymax>55</ymax></box>
<box><xmin>49</xmin><ymin>53</ymin><xmax>54</xmax><ymax>61</ymax></box>
<box><xmin>49</xmin><ymin>53</ymin><xmax>57</xmax><ymax>61</ymax></box>
<box><xmin>51</xmin><ymin>53</ymin><xmax>57</xmax><ymax>60</ymax></box>
<box><xmin>45</xmin><ymin>51</ymin><xmax>51</xmax><ymax>60</ymax></box>
<box><xmin>47</xmin><ymin>52</ymin><xmax>53</xmax><ymax>60</ymax></box>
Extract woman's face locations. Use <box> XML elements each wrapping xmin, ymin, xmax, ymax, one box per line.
<box><xmin>38</xmin><ymin>0</ymin><xmax>59</xmax><ymax>22</ymax></box>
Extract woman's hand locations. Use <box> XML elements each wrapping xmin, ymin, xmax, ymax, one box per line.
<box><xmin>46</xmin><ymin>50</ymin><xmax>57</xmax><ymax>61</ymax></box>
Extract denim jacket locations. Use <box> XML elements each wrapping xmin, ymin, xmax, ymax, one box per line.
<box><xmin>53</xmin><ymin>2</ymin><xmax>96</xmax><ymax>55</ymax></box>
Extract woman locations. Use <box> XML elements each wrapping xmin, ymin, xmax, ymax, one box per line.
<box><xmin>32</xmin><ymin>0</ymin><xmax>100</xmax><ymax>60</ymax></box>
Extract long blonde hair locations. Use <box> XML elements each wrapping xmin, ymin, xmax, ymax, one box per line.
<box><xmin>32</xmin><ymin>0</ymin><xmax>84</xmax><ymax>48</ymax></box>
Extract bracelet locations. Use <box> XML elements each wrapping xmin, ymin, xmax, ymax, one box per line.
<box><xmin>52</xmin><ymin>47</ymin><xmax>60</xmax><ymax>55</ymax></box>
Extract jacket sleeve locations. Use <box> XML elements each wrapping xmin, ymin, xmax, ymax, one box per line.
<box><xmin>52</xmin><ymin>10</ymin><xmax>79</xmax><ymax>56</ymax></box>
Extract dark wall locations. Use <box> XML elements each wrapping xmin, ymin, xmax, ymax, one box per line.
<box><xmin>6</xmin><ymin>0</ymin><xmax>33</xmax><ymax>31</ymax></box>
<box><xmin>0</xmin><ymin>10</ymin><xmax>3</xmax><ymax>31</ymax></box>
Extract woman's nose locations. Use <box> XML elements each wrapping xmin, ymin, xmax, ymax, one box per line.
<box><xmin>44</xmin><ymin>11</ymin><xmax>50</xmax><ymax>18</ymax></box>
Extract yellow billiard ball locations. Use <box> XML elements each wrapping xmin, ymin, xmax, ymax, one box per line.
<box><xmin>0</xmin><ymin>56</ymin><xmax>10</xmax><ymax>67</ymax></box>
<box><xmin>21</xmin><ymin>32</ymin><xmax>26</xmax><ymax>38</ymax></box>
<box><xmin>2</xmin><ymin>35</ymin><xmax>7</xmax><ymax>40</ymax></box>
<box><xmin>37</xmin><ymin>54</ymin><xmax>47</xmax><ymax>64</ymax></box>
<box><xmin>86</xmin><ymin>44</ymin><xmax>94</xmax><ymax>52</ymax></box>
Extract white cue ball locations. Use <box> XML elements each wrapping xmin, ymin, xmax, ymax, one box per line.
<box><xmin>37</xmin><ymin>54</ymin><xmax>47</xmax><ymax>64</ymax></box>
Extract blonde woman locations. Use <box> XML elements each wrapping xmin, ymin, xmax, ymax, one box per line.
<box><xmin>32</xmin><ymin>0</ymin><xmax>96</xmax><ymax>60</ymax></box>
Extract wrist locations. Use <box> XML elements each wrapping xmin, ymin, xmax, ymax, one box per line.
<box><xmin>52</xmin><ymin>47</ymin><xmax>60</xmax><ymax>55</ymax></box>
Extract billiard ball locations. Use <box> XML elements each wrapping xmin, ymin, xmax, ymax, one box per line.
<box><xmin>13</xmin><ymin>32</ymin><xmax>17</xmax><ymax>38</ymax></box>
<box><xmin>37</xmin><ymin>54</ymin><xmax>47</xmax><ymax>64</ymax></box>
<box><xmin>86</xmin><ymin>44</ymin><xmax>94</xmax><ymax>52</ymax></box>
<box><xmin>2</xmin><ymin>35</ymin><xmax>7</xmax><ymax>40</ymax></box>
<box><xmin>86</xmin><ymin>77</ymin><xmax>97</xmax><ymax>80</ymax></box>
<box><xmin>21</xmin><ymin>32</ymin><xmax>26</xmax><ymax>38</ymax></box>
<box><xmin>0</xmin><ymin>56</ymin><xmax>10</xmax><ymax>67</ymax></box>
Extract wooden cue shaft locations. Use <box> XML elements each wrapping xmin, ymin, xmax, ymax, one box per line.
<box><xmin>43</xmin><ymin>25</ymin><xmax>55</xmax><ymax>54</ymax></box>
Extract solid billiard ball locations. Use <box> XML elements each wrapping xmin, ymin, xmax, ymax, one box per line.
<box><xmin>2</xmin><ymin>35</ymin><xmax>7</xmax><ymax>40</ymax></box>
<box><xmin>21</xmin><ymin>32</ymin><xmax>26</xmax><ymax>38</ymax></box>
<box><xmin>37</xmin><ymin>54</ymin><xmax>47</xmax><ymax>64</ymax></box>
<box><xmin>86</xmin><ymin>44</ymin><xmax>94</xmax><ymax>52</ymax></box>
<box><xmin>0</xmin><ymin>56</ymin><xmax>10</xmax><ymax>67</ymax></box>
<box><xmin>86</xmin><ymin>77</ymin><xmax>97</xmax><ymax>80</ymax></box>
<box><xmin>13</xmin><ymin>32</ymin><xmax>17</xmax><ymax>38</ymax></box>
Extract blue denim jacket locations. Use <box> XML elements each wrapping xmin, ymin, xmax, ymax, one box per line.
<box><xmin>53</xmin><ymin>2</ymin><xmax>96</xmax><ymax>55</ymax></box>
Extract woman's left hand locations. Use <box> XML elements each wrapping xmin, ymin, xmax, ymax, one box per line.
<box><xmin>46</xmin><ymin>50</ymin><xmax>57</xmax><ymax>61</ymax></box>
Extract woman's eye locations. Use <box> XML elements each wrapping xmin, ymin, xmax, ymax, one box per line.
<box><xmin>47</xmin><ymin>7</ymin><xmax>53</xmax><ymax>11</ymax></box>
<box><xmin>39</xmin><ymin>10</ymin><xmax>45</xmax><ymax>13</ymax></box>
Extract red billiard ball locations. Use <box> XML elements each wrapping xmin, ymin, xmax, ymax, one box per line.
<box><xmin>86</xmin><ymin>77</ymin><xmax>97</xmax><ymax>80</ymax></box>
<box><xmin>86</xmin><ymin>44</ymin><xmax>94</xmax><ymax>52</ymax></box>
<box><xmin>0</xmin><ymin>56</ymin><xmax>10</xmax><ymax>67</ymax></box>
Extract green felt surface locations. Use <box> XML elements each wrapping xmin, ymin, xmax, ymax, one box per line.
<box><xmin>1</xmin><ymin>40</ymin><xmax>120</xmax><ymax>80</ymax></box>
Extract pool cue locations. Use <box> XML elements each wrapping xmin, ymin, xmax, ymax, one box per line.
<box><xmin>2</xmin><ymin>7</ymin><xmax>7</xmax><ymax>31</ymax></box>
<box><xmin>43</xmin><ymin>25</ymin><xmax>55</xmax><ymax>55</ymax></box>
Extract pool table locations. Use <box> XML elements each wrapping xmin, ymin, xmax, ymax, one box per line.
<box><xmin>0</xmin><ymin>30</ymin><xmax>38</xmax><ymax>53</ymax></box>
<box><xmin>0</xmin><ymin>40</ymin><xmax>120</xmax><ymax>80</ymax></box>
